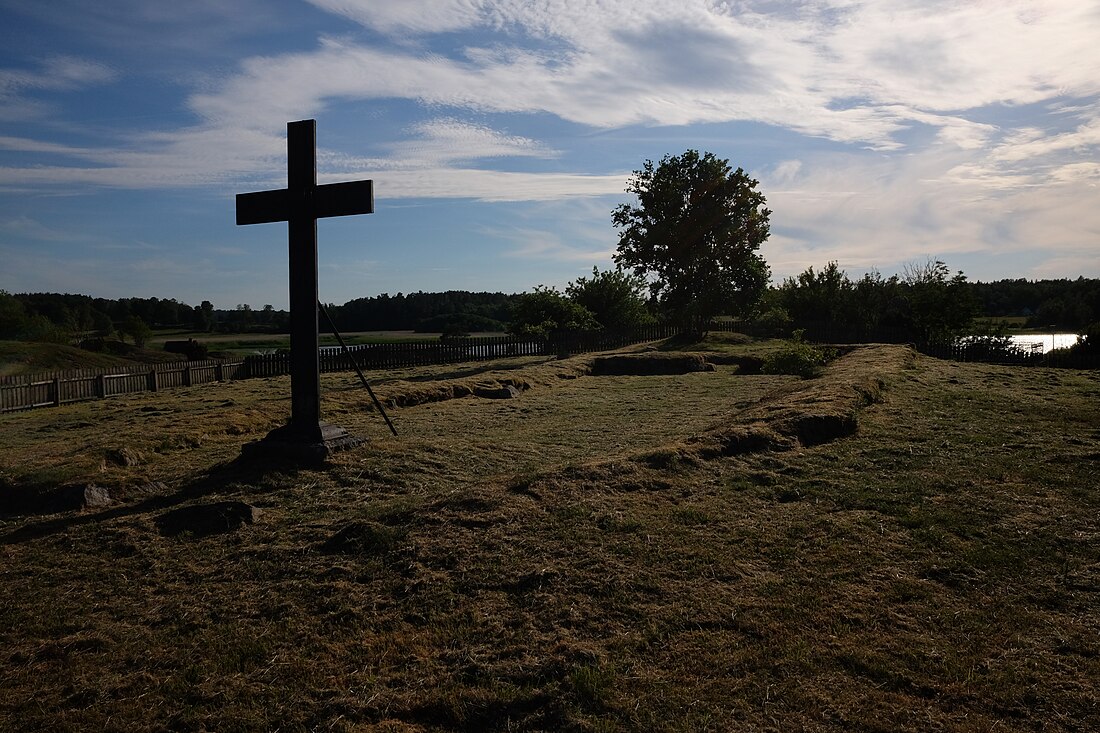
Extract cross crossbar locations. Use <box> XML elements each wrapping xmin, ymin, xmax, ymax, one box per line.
<box><xmin>235</xmin><ymin>180</ymin><xmax>374</xmax><ymax>225</ymax></box>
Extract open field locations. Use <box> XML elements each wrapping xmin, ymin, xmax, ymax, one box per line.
<box><xmin>1</xmin><ymin>339</ymin><xmax>1098</xmax><ymax>731</ymax></box>
<box><xmin>145</xmin><ymin>331</ymin><xmax>489</xmax><ymax>356</ymax></box>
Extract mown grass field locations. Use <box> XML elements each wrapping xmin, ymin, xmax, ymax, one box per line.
<box><xmin>1</xmin><ymin>337</ymin><xmax>1097</xmax><ymax>732</ymax></box>
<box><xmin>145</xmin><ymin>330</ymin><xmax>473</xmax><ymax>356</ymax></box>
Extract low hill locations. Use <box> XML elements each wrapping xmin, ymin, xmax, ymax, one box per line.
<box><xmin>0</xmin><ymin>340</ymin><xmax>184</xmax><ymax>378</ymax></box>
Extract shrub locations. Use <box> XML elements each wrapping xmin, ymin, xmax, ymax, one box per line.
<box><xmin>752</xmin><ymin>306</ymin><xmax>792</xmax><ymax>337</ymax></box>
<box><xmin>1073</xmin><ymin>322</ymin><xmax>1098</xmax><ymax>355</ymax></box>
<box><xmin>508</xmin><ymin>286</ymin><xmax>599</xmax><ymax>339</ymax></box>
<box><xmin>762</xmin><ymin>340</ymin><xmax>832</xmax><ymax>378</ymax></box>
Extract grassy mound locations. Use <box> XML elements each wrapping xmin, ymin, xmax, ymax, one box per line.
<box><xmin>591</xmin><ymin>353</ymin><xmax>714</xmax><ymax>375</ymax></box>
<box><xmin>0</xmin><ymin>340</ymin><xmax>184</xmax><ymax>377</ymax></box>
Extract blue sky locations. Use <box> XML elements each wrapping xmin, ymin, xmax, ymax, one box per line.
<box><xmin>1</xmin><ymin>0</ymin><xmax>1097</xmax><ymax>310</ymax></box>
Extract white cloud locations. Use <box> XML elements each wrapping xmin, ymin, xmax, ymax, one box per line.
<box><xmin>386</xmin><ymin>118</ymin><xmax>557</xmax><ymax>167</ymax></box>
<box><xmin>325</xmin><ymin>168</ymin><xmax>626</xmax><ymax>202</ymax></box>
<box><xmin>8</xmin><ymin>1</ymin><xmax>1098</xmax><ymax>190</ymax></box>
<box><xmin>493</xmin><ymin>225</ymin><xmax>616</xmax><ymax>263</ymax></box>
<box><xmin>0</xmin><ymin>55</ymin><xmax>116</xmax><ymax>123</ymax></box>
<box><xmin>0</xmin><ymin>55</ymin><xmax>115</xmax><ymax>95</ymax></box>
<box><xmin>762</xmin><ymin>141</ymin><xmax>1100</xmax><ymax>280</ymax></box>
<box><xmin>283</xmin><ymin>0</ymin><xmax>1100</xmax><ymax>148</ymax></box>
<box><xmin>989</xmin><ymin>114</ymin><xmax>1100</xmax><ymax>164</ymax></box>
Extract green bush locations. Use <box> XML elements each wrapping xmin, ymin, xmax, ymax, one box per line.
<box><xmin>762</xmin><ymin>340</ymin><xmax>832</xmax><ymax>378</ymax></box>
<box><xmin>1072</xmin><ymin>322</ymin><xmax>1098</xmax><ymax>355</ymax></box>
<box><xmin>752</xmin><ymin>306</ymin><xmax>792</xmax><ymax>337</ymax></box>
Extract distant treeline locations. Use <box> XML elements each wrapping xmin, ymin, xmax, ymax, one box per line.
<box><xmin>0</xmin><ymin>292</ymin><xmax>298</xmax><ymax>344</ymax></box>
<box><xmin>969</xmin><ymin>278</ymin><xmax>1099</xmax><ymax>329</ymax></box>
<box><xmin>3</xmin><ymin>275</ymin><xmax>1098</xmax><ymax>344</ymax></box>
<box><xmin>328</xmin><ymin>291</ymin><xmax>515</xmax><ymax>333</ymax></box>
<box><xmin>0</xmin><ymin>289</ymin><xmax>517</xmax><ymax>342</ymax></box>
<box><xmin>765</xmin><ymin>266</ymin><xmax>1099</xmax><ymax>341</ymax></box>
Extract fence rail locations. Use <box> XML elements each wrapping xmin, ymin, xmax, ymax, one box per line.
<box><xmin>0</xmin><ymin>359</ymin><xmax>250</xmax><ymax>413</ymax></box>
<box><xmin>1</xmin><ymin>325</ymin><xmax>682</xmax><ymax>413</ymax></box>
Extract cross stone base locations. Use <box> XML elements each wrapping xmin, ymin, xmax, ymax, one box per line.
<box><xmin>240</xmin><ymin>422</ymin><xmax>364</xmax><ymax>463</ymax></box>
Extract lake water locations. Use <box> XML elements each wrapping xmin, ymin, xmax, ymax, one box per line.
<box><xmin>1006</xmin><ymin>334</ymin><xmax>1080</xmax><ymax>354</ymax></box>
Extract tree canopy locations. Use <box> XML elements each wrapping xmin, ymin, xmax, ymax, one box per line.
<box><xmin>507</xmin><ymin>286</ymin><xmax>599</xmax><ymax>339</ymax></box>
<box><xmin>772</xmin><ymin>260</ymin><xmax>979</xmax><ymax>342</ymax></box>
<box><xmin>613</xmin><ymin>150</ymin><xmax>771</xmax><ymax>327</ymax></box>
<box><xmin>565</xmin><ymin>267</ymin><xmax>654</xmax><ymax>332</ymax></box>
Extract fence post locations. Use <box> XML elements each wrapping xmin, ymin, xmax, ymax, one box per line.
<box><xmin>183</xmin><ymin>366</ymin><xmax>191</xmax><ymax>386</ymax></box>
<box><xmin>52</xmin><ymin>377</ymin><xmax>61</xmax><ymax>406</ymax></box>
<box><xmin>148</xmin><ymin>369</ymin><xmax>158</xmax><ymax>392</ymax></box>
<box><xmin>96</xmin><ymin>374</ymin><xmax>106</xmax><ymax>398</ymax></box>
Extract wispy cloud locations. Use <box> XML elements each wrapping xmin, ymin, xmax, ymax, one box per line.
<box><xmin>0</xmin><ymin>215</ymin><xmax>90</xmax><ymax>242</ymax></box>
<box><xmin>329</xmin><ymin>168</ymin><xmax>626</xmax><ymax>203</ymax></box>
<box><xmin>292</xmin><ymin>0</ymin><xmax>1100</xmax><ymax>145</ymax></box>
<box><xmin>497</xmin><ymin>225</ymin><xmax>616</xmax><ymax>264</ymax></box>
<box><xmin>761</xmin><ymin>139</ymin><xmax>1100</xmax><ymax>280</ymax></box>
<box><xmin>0</xmin><ymin>55</ymin><xmax>115</xmax><ymax>122</ymax></box>
<box><xmin>0</xmin><ymin>55</ymin><xmax>115</xmax><ymax>95</ymax></box>
<box><xmin>391</xmin><ymin>118</ymin><xmax>558</xmax><ymax>167</ymax></box>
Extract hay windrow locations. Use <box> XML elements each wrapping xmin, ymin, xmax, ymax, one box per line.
<box><xmin>652</xmin><ymin>344</ymin><xmax>904</xmax><ymax>462</ymax></box>
<box><xmin>590</xmin><ymin>352</ymin><xmax>715</xmax><ymax>375</ymax></box>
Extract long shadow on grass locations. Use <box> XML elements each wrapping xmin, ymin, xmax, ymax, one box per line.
<box><xmin>0</xmin><ymin>452</ymin><xmax>305</xmax><ymax>545</ymax></box>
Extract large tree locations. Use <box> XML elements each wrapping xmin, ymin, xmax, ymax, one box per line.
<box><xmin>613</xmin><ymin>150</ymin><xmax>771</xmax><ymax>327</ymax></box>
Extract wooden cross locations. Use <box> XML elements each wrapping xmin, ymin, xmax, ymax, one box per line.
<box><xmin>236</xmin><ymin>119</ymin><xmax>373</xmax><ymax>450</ymax></box>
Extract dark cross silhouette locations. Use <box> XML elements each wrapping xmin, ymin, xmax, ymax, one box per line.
<box><xmin>236</xmin><ymin>119</ymin><xmax>373</xmax><ymax>455</ymax></box>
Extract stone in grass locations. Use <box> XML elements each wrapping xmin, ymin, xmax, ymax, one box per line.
<box><xmin>155</xmin><ymin>501</ymin><xmax>262</xmax><ymax>538</ymax></box>
<box><xmin>474</xmin><ymin>383</ymin><xmax>523</xmax><ymax>399</ymax></box>
<box><xmin>82</xmin><ymin>485</ymin><xmax>114</xmax><ymax>509</ymax></box>
<box><xmin>2</xmin><ymin>483</ymin><xmax>113</xmax><ymax>516</ymax></box>
<box><xmin>53</xmin><ymin>484</ymin><xmax>113</xmax><ymax>511</ymax></box>
<box><xmin>104</xmin><ymin>447</ymin><xmax>144</xmax><ymax>467</ymax></box>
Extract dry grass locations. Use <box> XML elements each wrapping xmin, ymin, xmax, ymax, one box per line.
<box><xmin>0</xmin><ymin>341</ymin><xmax>184</xmax><ymax>377</ymax></box>
<box><xmin>1</xmin><ymin>341</ymin><xmax>1098</xmax><ymax>732</ymax></box>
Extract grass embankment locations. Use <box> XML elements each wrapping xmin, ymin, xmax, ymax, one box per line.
<box><xmin>0</xmin><ymin>340</ymin><xmax>183</xmax><ymax>378</ymax></box>
<box><xmin>1</xmin><ymin>339</ymin><xmax>1097</xmax><ymax>731</ymax></box>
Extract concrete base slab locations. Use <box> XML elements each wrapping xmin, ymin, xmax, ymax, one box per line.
<box><xmin>240</xmin><ymin>422</ymin><xmax>364</xmax><ymax>463</ymax></box>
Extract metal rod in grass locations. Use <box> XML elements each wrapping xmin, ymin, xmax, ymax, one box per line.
<box><xmin>317</xmin><ymin>300</ymin><xmax>398</xmax><ymax>437</ymax></box>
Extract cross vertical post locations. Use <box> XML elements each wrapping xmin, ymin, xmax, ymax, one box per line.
<box><xmin>236</xmin><ymin>119</ymin><xmax>375</xmax><ymax>459</ymax></box>
<box><xmin>286</xmin><ymin>120</ymin><xmax>322</xmax><ymax>435</ymax></box>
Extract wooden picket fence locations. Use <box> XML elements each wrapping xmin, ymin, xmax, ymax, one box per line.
<box><xmin>1</xmin><ymin>325</ymin><xmax>682</xmax><ymax>413</ymax></box>
<box><xmin>0</xmin><ymin>359</ymin><xmax>250</xmax><ymax>413</ymax></box>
